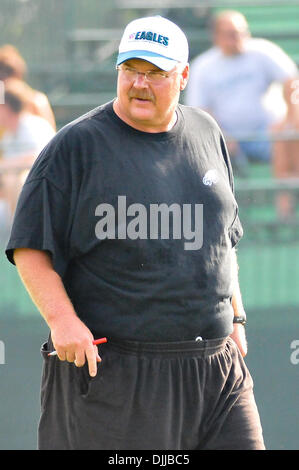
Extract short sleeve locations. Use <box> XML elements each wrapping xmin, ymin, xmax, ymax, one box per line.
<box><xmin>5</xmin><ymin>177</ymin><xmax>72</xmax><ymax>278</ymax></box>
<box><xmin>229</xmin><ymin>212</ymin><xmax>243</xmax><ymax>248</ymax></box>
<box><xmin>219</xmin><ymin>133</ymin><xmax>244</xmax><ymax>247</ymax></box>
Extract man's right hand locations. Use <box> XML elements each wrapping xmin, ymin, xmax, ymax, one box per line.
<box><xmin>50</xmin><ymin>314</ymin><xmax>102</xmax><ymax>377</ymax></box>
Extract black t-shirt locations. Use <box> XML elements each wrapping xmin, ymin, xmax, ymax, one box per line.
<box><xmin>6</xmin><ymin>100</ymin><xmax>243</xmax><ymax>341</ymax></box>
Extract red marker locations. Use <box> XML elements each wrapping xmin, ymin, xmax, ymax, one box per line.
<box><xmin>48</xmin><ymin>337</ymin><xmax>108</xmax><ymax>356</ymax></box>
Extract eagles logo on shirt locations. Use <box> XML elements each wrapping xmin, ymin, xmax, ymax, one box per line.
<box><xmin>202</xmin><ymin>169</ymin><xmax>219</xmax><ymax>186</ymax></box>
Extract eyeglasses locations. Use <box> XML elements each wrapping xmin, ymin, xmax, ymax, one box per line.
<box><xmin>116</xmin><ymin>65</ymin><xmax>177</xmax><ymax>83</ymax></box>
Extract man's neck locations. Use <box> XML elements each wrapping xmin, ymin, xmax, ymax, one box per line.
<box><xmin>113</xmin><ymin>99</ymin><xmax>178</xmax><ymax>133</ymax></box>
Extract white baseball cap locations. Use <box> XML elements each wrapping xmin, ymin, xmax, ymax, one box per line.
<box><xmin>116</xmin><ymin>16</ymin><xmax>189</xmax><ymax>71</ymax></box>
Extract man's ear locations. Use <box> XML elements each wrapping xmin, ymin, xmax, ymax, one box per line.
<box><xmin>180</xmin><ymin>63</ymin><xmax>189</xmax><ymax>91</ymax></box>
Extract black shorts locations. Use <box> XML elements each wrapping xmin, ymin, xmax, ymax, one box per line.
<box><xmin>38</xmin><ymin>335</ymin><xmax>265</xmax><ymax>450</ymax></box>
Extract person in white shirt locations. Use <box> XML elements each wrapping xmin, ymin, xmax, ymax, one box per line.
<box><xmin>0</xmin><ymin>110</ymin><xmax>55</xmax><ymax>160</ymax></box>
<box><xmin>185</xmin><ymin>10</ymin><xmax>298</xmax><ymax>175</ymax></box>
<box><xmin>0</xmin><ymin>44</ymin><xmax>56</xmax><ymax>130</ymax></box>
<box><xmin>0</xmin><ymin>78</ymin><xmax>55</xmax><ymax>219</ymax></box>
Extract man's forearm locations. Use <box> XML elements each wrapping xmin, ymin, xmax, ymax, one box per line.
<box><xmin>13</xmin><ymin>248</ymin><xmax>100</xmax><ymax>376</ymax></box>
<box><xmin>231</xmin><ymin>248</ymin><xmax>246</xmax><ymax>317</ymax></box>
<box><xmin>13</xmin><ymin>248</ymin><xmax>77</xmax><ymax>328</ymax></box>
<box><xmin>230</xmin><ymin>248</ymin><xmax>247</xmax><ymax>356</ymax></box>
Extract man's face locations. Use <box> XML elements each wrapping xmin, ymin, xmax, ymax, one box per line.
<box><xmin>114</xmin><ymin>58</ymin><xmax>189</xmax><ymax>132</ymax></box>
<box><xmin>214</xmin><ymin>16</ymin><xmax>249</xmax><ymax>56</ymax></box>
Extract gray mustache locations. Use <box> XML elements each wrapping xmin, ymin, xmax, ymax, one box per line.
<box><xmin>128</xmin><ymin>90</ymin><xmax>155</xmax><ymax>102</ymax></box>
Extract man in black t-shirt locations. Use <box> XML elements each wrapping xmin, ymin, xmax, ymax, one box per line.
<box><xmin>6</xmin><ymin>16</ymin><xmax>265</xmax><ymax>450</ymax></box>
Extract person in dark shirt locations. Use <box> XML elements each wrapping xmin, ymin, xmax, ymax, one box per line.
<box><xmin>5</xmin><ymin>16</ymin><xmax>265</xmax><ymax>450</ymax></box>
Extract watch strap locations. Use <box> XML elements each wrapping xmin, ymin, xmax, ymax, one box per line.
<box><xmin>233</xmin><ymin>315</ymin><xmax>247</xmax><ymax>326</ymax></box>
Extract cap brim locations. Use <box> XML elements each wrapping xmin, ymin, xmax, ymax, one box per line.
<box><xmin>116</xmin><ymin>50</ymin><xmax>178</xmax><ymax>71</ymax></box>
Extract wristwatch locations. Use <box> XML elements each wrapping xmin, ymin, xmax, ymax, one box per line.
<box><xmin>233</xmin><ymin>315</ymin><xmax>247</xmax><ymax>326</ymax></box>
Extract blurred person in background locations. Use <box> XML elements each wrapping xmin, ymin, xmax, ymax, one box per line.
<box><xmin>185</xmin><ymin>10</ymin><xmax>298</xmax><ymax>176</ymax></box>
<box><xmin>0</xmin><ymin>44</ymin><xmax>56</xmax><ymax>131</ymax></box>
<box><xmin>271</xmin><ymin>77</ymin><xmax>299</xmax><ymax>220</ymax></box>
<box><xmin>0</xmin><ymin>78</ymin><xmax>55</xmax><ymax>219</ymax></box>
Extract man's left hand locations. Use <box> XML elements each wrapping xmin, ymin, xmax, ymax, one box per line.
<box><xmin>230</xmin><ymin>323</ymin><xmax>248</xmax><ymax>357</ymax></box>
